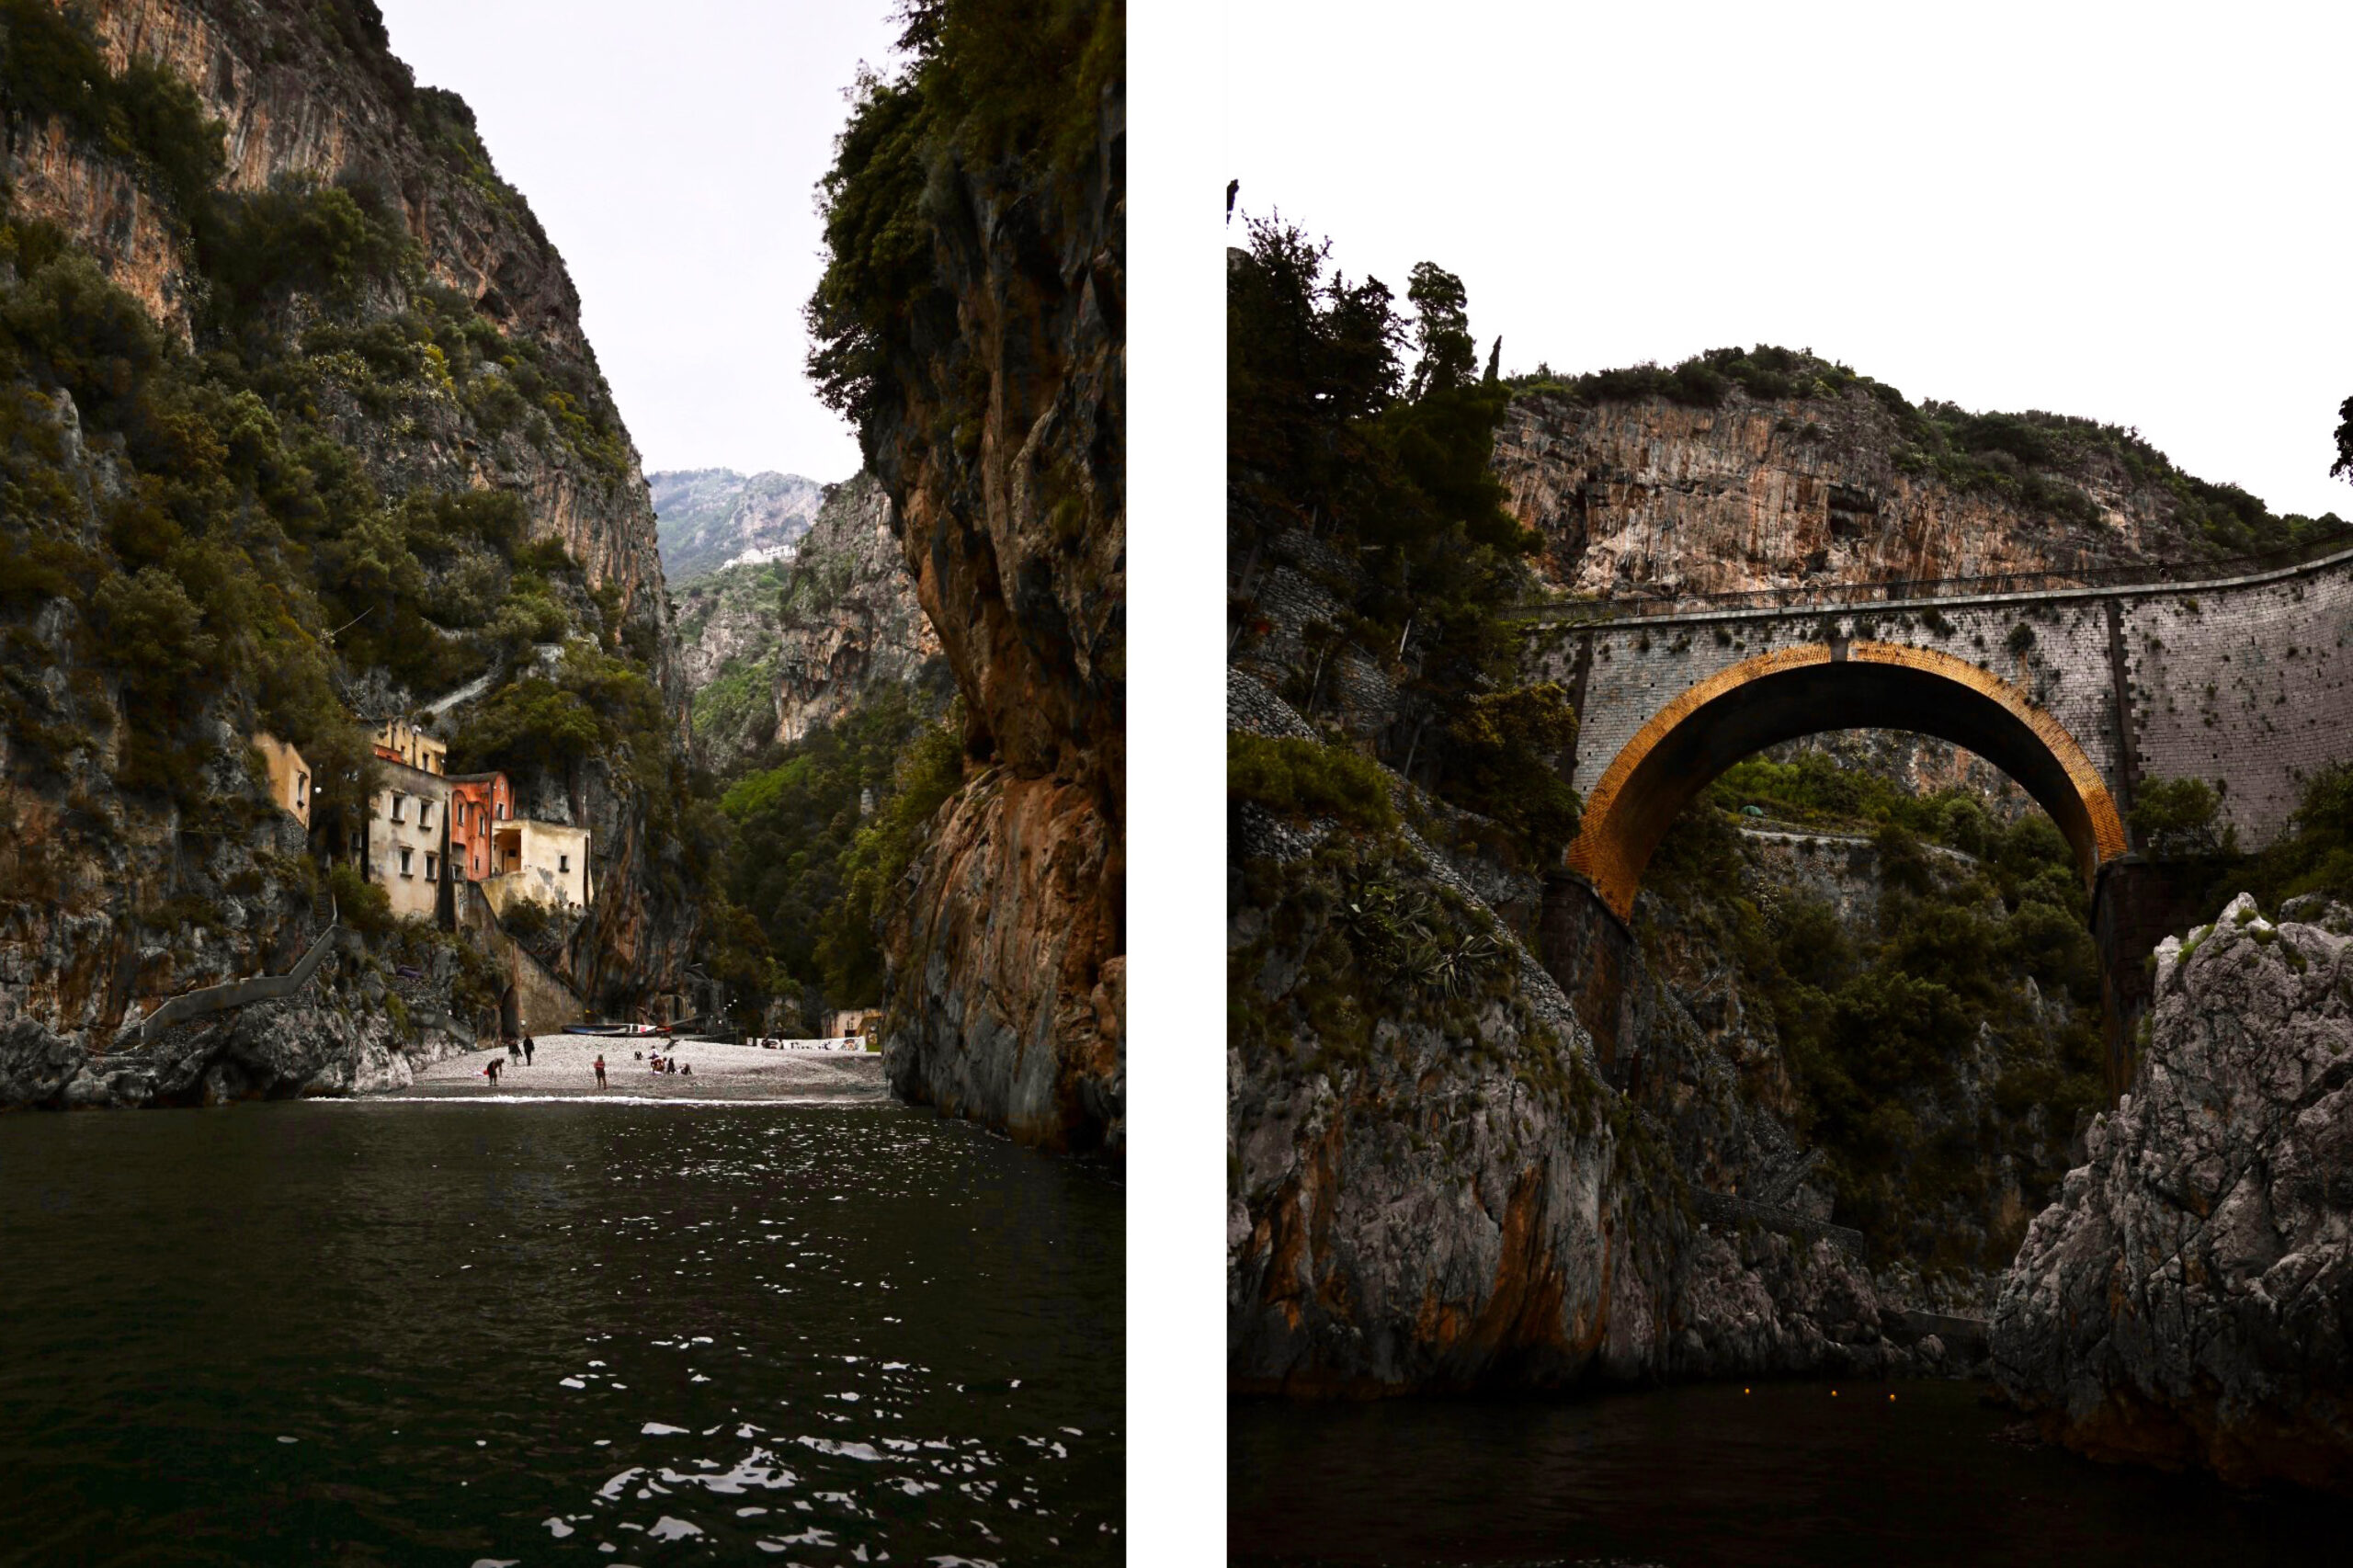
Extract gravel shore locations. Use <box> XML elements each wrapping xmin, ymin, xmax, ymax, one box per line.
<box><xmin>381</xmin><ymin>1033</ymin><xmax>889</xmax><ymax>1102</ymax></box>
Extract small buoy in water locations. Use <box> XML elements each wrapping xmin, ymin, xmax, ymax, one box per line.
<box><xmin>1889</xmin><ymin>1393</ymin><xmax>1896</xmax><ymax>1401</ymax></box>
<box><xmin>1743</xmin><ymin>1388</ymin><xmax>1750</xmax><ymax>1394</ymax></box>
<box><xmin>1831</xmin><ymin>1390</ymin><xmax>1838</xmax><ymax>1397</ymax></box>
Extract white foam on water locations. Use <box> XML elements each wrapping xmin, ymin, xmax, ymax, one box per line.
<box><xmin>544</xmin><ymin>1517</ymin><xmax>574</xmax><ymax>1538</ymax></box>
<box><xmin>654</xmin><ymin>1449</ymin><xmax>798</xmax><ymax>1494</ymax></box>
<box><xmin>596</xmin><ymin>1467</ymin><xmax>645</xmax><ymax>1500</ymax></box>
<box><xmin>560</xmin><ymin>1378</ymin><xmax>586</xmax><ymax>1389</ymax></box>
<box><xmin>796</xmin><ymin>1436</ymin><xmax>885</xmax><ymax>1461</ymax></box>
<box><xmin>647</xmin><ymin>1517</ymin><xmax>701</xmax><ymax>1541</ymax></box>
<box><xmin>642</xmin><ymin>1422</ymin><xmax>688</xmax><ymax>1436</ymax></box>
<box><xmin>275</xmin><ymin>1437</ymin><xmax>296</xmax><ymax>1444</ymax></box>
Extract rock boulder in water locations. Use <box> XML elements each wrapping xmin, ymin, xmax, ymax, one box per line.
<box><xmin>1992</xmin><ymin>893</ymin><xmax>2353</xmax><ymax>1490</ymax></box>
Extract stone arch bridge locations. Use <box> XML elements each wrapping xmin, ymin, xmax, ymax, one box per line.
<box><xmin>1524</xmin><ymin>537</ymin><xmax>2353</xmax><ymax>1094</ymax></box>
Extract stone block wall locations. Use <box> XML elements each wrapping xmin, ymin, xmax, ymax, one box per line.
<box><xmin>2124</xmin><ymin>567</ymin><xmax>2353</xmax><ymax>846</ymax></box>
<box><xmin>1528</xmin><ymin>547</ymin><xmax>2353</xmax><ymax>866</ymax></box>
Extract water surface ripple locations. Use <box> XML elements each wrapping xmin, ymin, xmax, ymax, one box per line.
<box><xmin>1232</xmin><ymin>1380</ymin><xmax>2343</xmax><ymax>1568</ymax></box>
<box><xmin>0</xmin><ymin>1100</ymin><xmax>1122</xmax><ymax>1564</ymax></box>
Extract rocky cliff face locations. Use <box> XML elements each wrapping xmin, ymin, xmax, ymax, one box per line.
<box><xmin>669</xmin><ymin>473</ymin><xmax>946</xmax><ymax>774</ymax></box>
<box><xmin>650</xmin><ymin>468</ymin><xmax>826</xmax><ymax>585</ymax></box>
<box><xmin>1227</xmin><ymin>671</ymin><xmax>1979</xmax><ymax>1392</ymax></box>
<box><xmin>1993</xmin><ymin>892</ymin><xmax>2353</xmax><ymax>1491</ymax></box>
<box><xmin>1496</xmin><ymin>381</ymin><xmax>2253</xmax><ymax>601</ymax></box>
<box><xmin>854</xmin><ymin>81</ymin><xmax>1125</xmax><ymax>1154</ymax></box>
<box><xmin>0</xmin><ymin>0</ymin><xmax>698</xmax><ymax>1100</ymax></box>
<box><xmin>25</xmin><ymin>0</ymin><xmax>676</xmax><ymax>646</ymax></box>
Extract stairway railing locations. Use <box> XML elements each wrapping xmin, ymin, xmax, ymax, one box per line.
<box><xmin>115</xmin><ymin>893</ymin><xmax>338</xmax><ymax>1049</ymax></box>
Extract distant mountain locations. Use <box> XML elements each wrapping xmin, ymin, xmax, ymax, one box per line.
<box><xmin>650</xmin><ymin>470</ymin><xmax>831</xmax><ymax>584</ymax></box>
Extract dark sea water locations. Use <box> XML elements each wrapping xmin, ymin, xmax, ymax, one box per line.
<box><xmin>0</xmin><ymin>1101</ymin><xmax>1122</xmax><ymax>1565</ymax></box>
<box><xmin>1231</xmin><ymin>1379</ymin><xmax>2344</xmax><ymax>1568</ymax></box>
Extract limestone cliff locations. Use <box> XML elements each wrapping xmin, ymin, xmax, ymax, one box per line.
<box><xmin>23</xmin><ymin>0</ymin><xmax>677</xmax><ymax>646</ymax></box>
<box><xmin>1993</xmin><ymin>893</ymin><xmax>2353</xmax><ymax>1491</ymax></box>
<box><xmin>1227</xmin><ymin>671</ymin><xmax>1966</xmax><ymax>1391</ymax></box>
<box><xmin>815</xmin><ymin>20</ymin><xmax>1124</xmax><ymax>1153</ymax></box>
<box><xmin>669</xmin><ymin>473</ymin><xmax>947</xmax><ymax>775</ymax></box>
<box><xmin>0</xmin><ymin>0</ymin><xmax>698</xmax><ymax>1103</ymax></box>
<box><xmin>1495</xmin><ymin>359</ymin><xmax>2323</xmax><ymax>601</ymax></box>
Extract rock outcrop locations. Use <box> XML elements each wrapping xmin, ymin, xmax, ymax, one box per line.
<box><xmin>668</xmin><ymin>473</ymin><xmax>947</xmax><ymax>773</ymax></box>
<box><xmin>1495</xmin><ymin>381</ymin><xmax>2251</xmax><ymax>601</ymax></box>
<box><xmin>1992</xmin><ymin>893</ymin><xmax>2353</xmax><ymax>1491</ymax></box>
<box><xmin>0</xmin><ymin>926</ymin><xmax>475</xmax><ymax>1108</ymax></box>
<box><xmin>0</xmin><ymin>0</ymin><xmax>700</xmax><ymax>1100</ymax></box>
<box><xmin>1227</xmin><ymin>672</ymin><xmax>1949</xmax><ymax>1392</ymax></box>
<box><xmin>857</xmin><ymin>78</ymin><xmax>1125</xmax><ymax>1154</ymax></box>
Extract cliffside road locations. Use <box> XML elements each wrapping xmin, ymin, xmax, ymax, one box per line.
<box><xmin>387</xmin><ymin>1036</ymin><xmax>887</xmax><ymax>1102</ymax></box>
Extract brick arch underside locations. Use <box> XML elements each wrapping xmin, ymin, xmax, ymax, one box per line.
<box><xmin>1566</xmin><ymin>642</ymin><xmax>2129</xmax><ymax>919</ymax></box>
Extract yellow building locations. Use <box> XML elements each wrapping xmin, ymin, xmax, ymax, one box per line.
<box><xmin>250</xmin><ymin>733</ymin><xmax>312</xmax><ymax>829</ymax></box>
<box><xmin>482</xmin><ymin>818</ymin><xmax>593</xmax><ymax>919</ymax></box>
<box><xmin>372</xmin><ymin>718</ymin><xmax>449</xmax><ymax>777</ymax></box>
<box><xmin>359</xmin><ymin>758</ymin><xmax>453</xmax><ymax>924</ymax></box>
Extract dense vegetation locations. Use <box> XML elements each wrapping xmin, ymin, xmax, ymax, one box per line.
<box><xmin>1646</xmin><ymin>758</ymin><xmax>2105</xmax><ymax>1276</ymax></box>
<box><xmin>695</xmin><ymin>685</ymin><xmax>961</xmax><ymax>1030</ymax></box>
<box><xmin>0</xmin><ymin>6</ymin><xmax>688</xmax><ymax>963</ymax></box>
<box><xmin>806</xmin><ymin>0</ymin><xmax>1120</xmax><ymax>446</ymax></box>
<box><xmin>1511</xmin><ymin>344</ymin><xmax>2347</xmax><ymax>559</ymax></box>
<box><xmin>1228</xmin><ymin>216</ymin><xmax>1580</xmax><ymax>865</ymax></box>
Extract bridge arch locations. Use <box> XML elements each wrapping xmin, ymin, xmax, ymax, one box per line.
<box><xmin>1565</xmin><ymin>641</ymin><xmax>2129</xmax><ymax>919</ymax></box>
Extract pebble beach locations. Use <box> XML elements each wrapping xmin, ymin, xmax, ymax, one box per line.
<box><xmin>390</xmin><ymin>1032</ymin><xmax>889</xmax><ymax>1102</ymax></box>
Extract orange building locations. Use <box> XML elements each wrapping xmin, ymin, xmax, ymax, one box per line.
<box><xmin>446</xmin><ymin>772</ymin><xmax>513</xmax><ymax>882</ymax></box>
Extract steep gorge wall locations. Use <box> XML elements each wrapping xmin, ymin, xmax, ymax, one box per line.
<box><xmin>0</xmin><ymin>0</ymin><xmax>698</xmax><ymax>1091</ymax></box>
<box><xmin>861</xmin><ymin>82</ymin><xmax>1125</xmax><ymax>1154</ymax></box>
<box><xmin>1496</xmin><ymin>387</ymin><xmax>2237</xmax><ymax>600</ymax></box>
<box><xmin>670</xmin><ymin>473</ymin><xmax>946</xmax><ymax>775</ymax></box>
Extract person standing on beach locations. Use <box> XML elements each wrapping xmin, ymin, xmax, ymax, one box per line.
<box><xmin>593</xmin><ymin>1054</ymin><xmax>607</xmax><ymax>1088</ymax></box>
<box><xmin>522</xmin><ymin>1035</ymin><xmax>535</xmax><ymax>1066</ymax></box>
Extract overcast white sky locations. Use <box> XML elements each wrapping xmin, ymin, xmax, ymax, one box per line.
<box><xmin>1226</xmin><ymin>1</ymin><xmax>2353</xmax><ymax>519</ymax></box>
<box><xmin>378</xmin><ymin>1</ymin><xmax>902</xmax><ymax>483</ymax></box>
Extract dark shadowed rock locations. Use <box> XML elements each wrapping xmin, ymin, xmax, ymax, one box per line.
<box><xmin>1993</xmin><ymin>892</ymin><xmax>2353</xmax><ymax>1491</ymax></box>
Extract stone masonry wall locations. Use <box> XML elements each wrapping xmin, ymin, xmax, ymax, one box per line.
<box><xmin>1529</xmin><ymin>546</ymin><xmax>2353</xmax><ymax>858</ymax></box>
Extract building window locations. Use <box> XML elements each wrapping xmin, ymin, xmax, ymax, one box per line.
<box><xmin>391</xmin><ymin>795</ymin><xmax>405</xmax><ymax>823</ymax></box>
<box><xmin>350</xmin><ymin>831</ymin><xmax>362</xmax><ymax>854</ymax></box>
<box><xmin>296</xmin><ymin>773</ymin><xmax>309</xmax><ymax>805</ymax></box>
<box><xmin>426</xmin><ymin>852</ymin><xmax>438</xmax><ymax>881</ymax></box>
<box><xmin>399</xmin><ymin>847</ymin><xmax>414</xmax><ymax>877</ymax></box>
<box><xmin>420</xmin><ymin>801</ymin><xmax>433</xmax><ymax>829</ymax></box>
<box><xmin>497</xmin><ymin>801</ymin><xmax>508</xmax><ymax>820</ymax></box>
<box><xmin>559</xmin><ymin>853</ymin><xmax>569</xmax><ymax>873</ymax></box>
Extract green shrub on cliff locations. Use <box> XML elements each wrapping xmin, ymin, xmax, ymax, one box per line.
<box><xmin>1228</xmin><ymin>217</ymin><xmax>1568</xmax><ymax>864</ymax></box>
<box><xmin>1649</xmin><ymin>779</ymin><xmax>2106</xmax><ymax>1274</ymax></box>
<box><xmin>1228</xmin><ymin>733</ymin><xmax>1397</xmax><ymax>833</ymax></box>
<box><xmin>714</xmin><ymin>686</ymin><xmax>962</xmax><ymax>1012</ymax></box>
<box><xmin>1436</xmin><ymin>684</ymin><xmax>1580</xmax><ymax>862</ymax></box>
<box><xmin>808</xmin><ymin>0</ymin><xmax>1122</xmax><ymax>443</ymax></box>
<box><xmin>2129</xmin><ymin>775</ymin><xmax>2234</xmax><ymax>858</ymax></box>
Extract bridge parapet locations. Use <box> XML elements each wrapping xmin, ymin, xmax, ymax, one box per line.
<box><xmin>1531</xmin><ymin>540</ymin><xmax>2353</xmax><ymax>865</ymax></box>
<box><xmin>1518</xmin><ymin>535</ymin><xmax>2353</xmax><ymax>628</ymax></box>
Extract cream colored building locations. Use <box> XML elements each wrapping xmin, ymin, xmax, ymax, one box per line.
<box><xmin>251</xmin><ymin>733</ymin><xmax>312</xmax><ymax>829</ymax></box>
<box><xmin>372</xmin><ymin>718</ymin><xmax>448</xmax><ymax>778</ymax></box>
<box><xmin>481</xmin><ymin>818</ymin><xmax>593</xmax><ymax>920</ymax></box>
<box><xmin>360</xmin><ymin>757</ymin><xmax>453</xmax><ymax>923</ymax></box>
